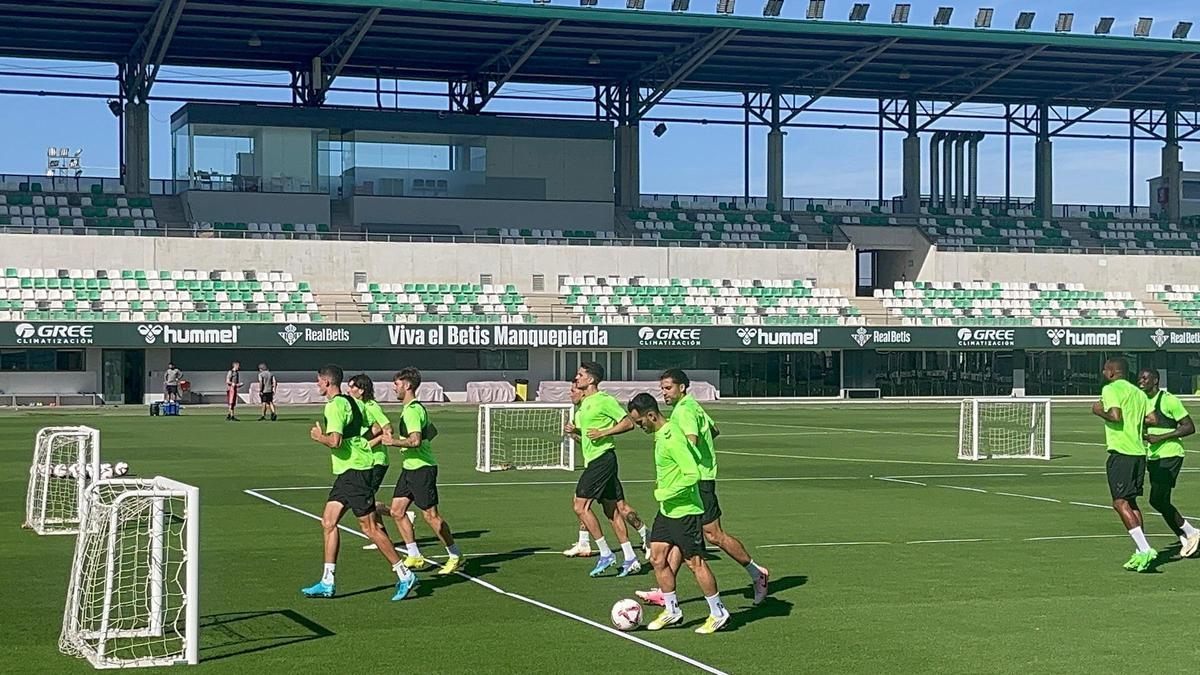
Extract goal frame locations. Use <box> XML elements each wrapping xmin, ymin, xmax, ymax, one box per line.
<box><xmin>958</xmin><ymin>397</ymin><xmax>1052</xmax><ymax>461</ymax></box>
<box><xmin>476</xmin><ymin>403</ymin><xmax>576</xmax><ymax>473</ymax></box>
<box><xmin>25</xmin><ymin>425</ymin><xmax>101</xmax><ymax>535</ymax></box>
<box><xmin>60</xmin><ymin>476</ymin><xmax>200</xmax><ymax>669</ymax></box>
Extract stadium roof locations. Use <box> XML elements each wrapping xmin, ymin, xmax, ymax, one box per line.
<box><xmin>4</xmin><ymin>0</ymin><xmax>1200</xmax><ymax>110</ymax></box>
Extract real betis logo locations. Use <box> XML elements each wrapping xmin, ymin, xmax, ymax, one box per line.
<box><xmin>1152</xmin><ymin>329</ymin><xmax>1169</xmax><ymax>349</ymax></box>
<box><xmin>278</xmin><ymin>324</ymin><xmax>302</xmax><ymax>346</ymax></box>
<box><xmin>852</xmin><ymin>327</ymin><xmax>871</xmax><ymax>347</ymax></box>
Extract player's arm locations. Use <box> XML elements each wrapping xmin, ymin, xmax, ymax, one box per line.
<box><xmin>310</xmin><ymin>421</ymin><xmax>343</xmax><ymax>448</ymax></box>
<box><xmin>383</xmin><ymin>407</ymin><xmax>423</xmax><ymax>448</ymax></box>
<box><xmin>1146</xmin><ymin>397</ymin><xmax>1195</xmax><ymax>443</ymax></box>
<box><xmin>674</xmin><ymin>407</ymin><xmax>702</xmax><ymax>446</ymax></box>
<box><xmin>367</xmin><ymin>422</ymin><xmax>387</xmax><ymax>448</ymax></box>
<box><xmin>586</xmin><ymin>415</ymin><xmax>633</xmax><ymax>440</ymax></box>
<box><xmin>1091</xmin><ymin>398</ymin><xmax>1121</xmax><ymax>423</ymax></box>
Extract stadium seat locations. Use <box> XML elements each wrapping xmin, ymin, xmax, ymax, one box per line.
<box><xmin>876</xmin><ymin>281</ymin><xmax>1162</xmax><ymax>327</ymax></box>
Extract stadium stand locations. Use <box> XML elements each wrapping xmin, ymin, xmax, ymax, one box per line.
<box><xmin>626</xmin><ymin>205</ymin><xmax>848</xmax><ymax>247</ymax></box>
<box><xmin>876</xmin><ymin>281</ymin><xmax>1162</xmax><ymax>327</ymax></box>
<box><xmin>194</xmin><ymin>221</ymin><xmax>330</xmax><ymax>239</ymax></box>
<box><xmin>1148</xmin><ymin>284</ymin><xmax>1200</xmax><ymax>326</ymax></box>
<box><xmin>356</xmin><ymin>281</ymin><xmax>533</xmax><ymax>324</ymax></box>
<box><xmin>0</xmin><ymin>268</ymin><xmax>319</xmax><ymax>322</ymax></box>
<box><xmin>560</xmin><ymin>276</ymin><xmax>862</xmax><ymax>326</ymax></box>
<box><xmin>0</xmin><ymin>182</ymin><xmax>157</xmax><ymax>234</ymax></box>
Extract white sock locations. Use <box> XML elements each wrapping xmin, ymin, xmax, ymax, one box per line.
<box><xmin>392</xmin><ymin>560</ymin><xmax>413</xmax><ymax>581</ymax></box>
<box><xmin>595</xmin><ymin>537</ymin><xmax>613</xmax><ymax>558</ymax></box>
<box><xmin>1181</xmin><ymin>535</ymin><xmax>1190</xmax><ymax>547</ymax></box>
<box><xmin>1129</xmin><ymin>526</ymin><xmax>1152</xmax><ymax>553</ymax></box>
<box><xmin>620</xmin><ymin>541</ymin><xmax>636</xmax><ymax>562</ymax></box>
<box><xmin>663</xmin><ymin>591</ymin><xmax>679</xmax><ymax>614</ymax></box>
<box><xmin>705</xmin><ymin>593</ymin><xmax>727</xmax><ymax>617</ymax></box>
<box><xmin>578</xmin><ymin>529</ymin><xmax>589</xmax><ymax>546</ymax></box>
<box><xmin>638</xmin><ymin>525</ymin><xmax>648</xmax><ymax>543</ymax></box>
<box><xmin>406</xmin><ymin>542</ymin><xmax>421</xmax><ymax>558</ymax></box>
<box><xmin>1183</xmin><ymin>521</ymin><xmax>1199</xmax><ymax>537</ymax></box>
<box><xmin>321</xmin><ymin>563</ymin><xmax>335</xmax><ymax>586</ymax></box>
<box><xmin>446</xmin><ymin>544</ymin><xmax>461</xmax><ymax>558</ymax></box>
<box><xmin>745</xmin><ymin>561</ymin><xmax>762</xmax><ymax>580</ymax></box>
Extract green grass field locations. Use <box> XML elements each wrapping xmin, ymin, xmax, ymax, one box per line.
<box><xmin>4</xmin><ymin>401</ymin><xmax>1200</xmax><ymax>674</ymax></box>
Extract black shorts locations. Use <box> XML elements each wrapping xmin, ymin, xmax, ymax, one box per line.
<box><xmin>698</xmin><ymin>480</ymin><xmax>722</xmax><ymax>525</ymax></box>
<box><xmin>651</xmin><ymin>512</ymin><xmax>706</xmax><ymax>560</ymax></box>
<box><xmin>164</xmin><ymin>384</ymin><xmax>178</xmax><ymax>395</ymax></box>
<box><xmin>393</xmin><ymin>465</ymin><xmax>439</xmax><ymax>510</ymax></box>
<box><xmin>328</xmin><ymin>468</ymin><xmax>377</xmax><ymax>518</ymax></box>
<box><xmin>1106</xmin><ymin>452</ymin><xmax>1147</xmax><ymax>501</ymax></box>
<box><xmin>575</xmin><ymin>451</ymin><xmax>623</xmax><ymax>501</ymax></box>
<box><xmin>1149</xmin><ymin>456</ymin><xmax>1185</xmax><ymax>492</ymax></box>
<box><xmin>369</xmin><ymin>463</ymin><xmax>390</xmax><ymax>494</ymax></box>
<box><xmin>261</xmin><ymin>391</ymin><xmax>274</xmax><ymax>404</ymax></box>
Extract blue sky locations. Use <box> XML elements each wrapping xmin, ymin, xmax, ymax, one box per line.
<box><xmin>0</xmin><ymin>0</ymin><xmax>1195</xmax><ymax>205</ymax></box>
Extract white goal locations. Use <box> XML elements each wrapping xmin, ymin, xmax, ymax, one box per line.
<box><xmin>477</xmin><ymin>403</ymin><xmax>576</xmax><ymax>472</ymax></box>
<box><xmin>958</xmin><ymin>398</ymin><xmax>1052</xmax><ymax>461</ymax></box>
<box><xmin>25</xmin><ymin>426</ymin><xmax>101</xmax><ymax>535</ymax></box>
<box><xmin>60</xmin><ymin>477</ymin><xmax>200</xmax><ymax>669</ymax></box>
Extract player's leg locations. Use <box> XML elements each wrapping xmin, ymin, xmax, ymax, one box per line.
<box><xmin>411</xmin><ymin>467</ymin><xmax>463</xmax><ymax>575</ymax></box>
<box><xmin>697</xmin><ymin>480</ymin><xmax>769</xmax><ymax>604</ymax></box>
<box><xmin>563</xmin><ymin>522</ymin><xmax>593</xmax><ymax>557</ymax></box>
<box><xmin>574</xmin><ymin>457</ymin><xmax>617</xmax><ymax>575</ymax></box>
<box><xmin>636</xmin><ymin>544</ymin><xmax>685</xmax><ymax>607</ymax></box>
<box><xmin>646</xmin><ymin>537</ymin><xmax>683</xmax><ymax>630</ymax></box>
<box><xmin>1149</xmin><ymin>457</ymin><xmax>1200</xmax><ymax>556</ymax></box>
<box><xmin>604</xmin><ymin>498</ymin><xmax>640</xmax><ymax>577</ymax></box>
<box><xmin>615</xmin><ymin>498</ymin><xmax>650</xmax><ymax>558</ymax></box>
<box><xmin>678</xmin><ymin>514</ymin><xmax>729</xmax><ymax>634</ymax></box>
<box><xmin>302</xmin><ymin>499</ymin><xmax>347</xmax><ymax>597</ymax></box>
<box><xmin>390</xmin><ymin>492</ymin><xmax>426</xmax><ymax>568</ymax></box>
<box><xmin>362</xmin><ymin>464</ymin><xmax>392</xmax><ymax>551</ymax></box>
<box><xmin>1109</xmin><ymin>453</ymin><xmax>1155</xmax><ymax>571</ymax></box>
<box><xmin>335</xmin><ymin>472</ymin><xmax>417</xmax><ymax>601</ymax></box>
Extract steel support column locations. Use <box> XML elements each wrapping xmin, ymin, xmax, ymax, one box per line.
<box><xmin>766</xmin><ymin>90</ymin><xmax>784</xmax><ymax>209</ymax></box>
<box><xmin>902</xmin><ymin>101</ymin><xmax>921</xmax><ymax>214</ymax></box>
<box><xmin>1035</xmin><ymin>104</ymin><xmax>1053</xmax><ymax>216</ymax></box>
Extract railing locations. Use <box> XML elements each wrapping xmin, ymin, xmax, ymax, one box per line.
<box><xmin>0</xmin><ymin>174</ymin><xmax>177</xmax><ymax>196</ymax></box>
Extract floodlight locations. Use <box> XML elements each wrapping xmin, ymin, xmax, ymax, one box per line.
<box><xmin>587</xmin><ymin>51</ymin><xmax>600</xmax><ymax>65</ymax></box>
<box><xmin>627</xmin><ymin>0</ymin><xmax>645</xmax><ymax>8</ymax></box>
<box><xmin>579</xmin><ymin>0</ymin><xmax>596</xmax><ymax>6</ymax></box>
<box><xmin>1094</xmin><ymin>17</ymin><xmax>1114</xmax><ymax>35</ymax></box>
<box><xmin>891</xmin><ymin>3</ymin><xmax>910</xmax><ymax>24</ymax></box>
<box><xmin>1174</xmin><ymin>21</ymin><xmax>1192</xmax><ymax>40</ymax></box>
<box><xmin>716</xmin><ymin>0</ymin><xmax>735</xmax><ymax>14</ymax></box>
<box><xmin>933</xmin><ymin>7</ymin><xmax>952</xmax><ymax>26</ymax></box>
<box><xmin>247</xmin><ymin>32</ymin><xmax>262</xmax><ymax>47</ymax></box>
<box><xmin>764</xmin><ymin>0</ymin><xmax>785</xmax><ymax>17</ymax></box>
<box><xmin>48</xmin><ymin>147</ymin><xmax>58</xmax><ymax>157</ymax></box>
<box><xmin>671</xmin><ymin>0</ymin><xmax>689</xmax><ymax>9</ymax></box>
<box><xmin>849</xmin><ymin>3</ymin><xmax>869</xmax><ymax>22</ymax></box>
<box><xmin>898</xmin><ymin>67</ymin><xmax>911</xmax><ymax>80</ymax></box>
<box><xmin>806</xmin><ymin>0</ymin><xmax>825</xmax><ymax>20</ymax></box>
<box><xmin>653</xmin><ymin>123</ymin><xmax>668</xmax><ymax>137</ymax></box>
<box><xmin>1014</xmin><ymin>11</ymin><xmax>1035</xmax><ymax>30</ymax></box>
<box><xmin>1054</xmin><ymin>13</ymin><xmax>1073</xmax><ymax>33</ymax></box>
<box><xmin>974</xmin><ymin>8</ymin><xmax>993</xmax><ymax>28</ymax></box>
<box><xmin>1134</xmin><ymin>17</ymin><xmax>1153</xmax><ymax>38</ymax></box>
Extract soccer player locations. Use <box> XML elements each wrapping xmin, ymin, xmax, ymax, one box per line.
<box><xmin>1137</xmin><ymin>368</ymin><xmax>1200</xmax><ymax>557</ymax></box>
<box><xmin>571</xmin><ymin>362</ymin><xmax>641</xmax><ymax>577</ymax></box>
<box><xmin>225</xmin><ymin>361</ymin><xmax>241</xmax><ymax>421</ymax></box>
<box><xmin>380</xmin><ymin>367</ymin><xmax>464</xmax><ymax>576</ymax></box>
<box><xmin>163</xmin><ymin>363</ymin><xmax>182</xmax><ymax>403</ymax></box>
<box><xmin>1092</xmin><ymin>357</ymin><xmax>1155</xmax><ymax>572</ymax></box>
<box><xmin>562</xmin><ymin>383</ymin><xmax>651</xmax><ymax>559</ymax></box>
<box><xmin>302</xmin><ymin>364</ymin><xmax>418</xmax><ymax>601</ymax></box>
<box><xmin>627</xmin><ymin>393</ymin><xmax>729</xmax><ymax>634</ymax></box>
<box><xmin>257</xmin><ymin>363</ymin><xmax>278</xmax><ymax>421</ymax></box>
<box><xmin>639</xmin><ymin>369</ymin><xmax>769</xmax><ymax>605</ymax></box>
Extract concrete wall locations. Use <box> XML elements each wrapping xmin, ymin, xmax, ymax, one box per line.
<box><xmin>183</xmin><ymin>191</ymin><xmax>331</xmax><ymax>225</ymax></box>
<box><xmin>0</xmin><ymin>370</ymin><xmax>99</xmax><ymax>395</ymax></box>
<box><xmin>0</xmin><ymin>234</ymin><xmax>857</xmax><ymax>294</ymax></box>
<box><xmin>350</xmin><ymin>196</ymin><xmax>615</xmax><ymax>233</ymax></box>
<box><xmin>922</xmin><ymin>249</ymin><xmax>1200</xmax><ymax>292</ymax></box>
<box><xmin>486</xmin><ymin>137</ymin><xmax>612</xmax><ymax>202</ymax></box>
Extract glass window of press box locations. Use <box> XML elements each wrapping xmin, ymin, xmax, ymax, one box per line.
<box><xmin>173</xmin><ymin>123</ymin><xmax>325</xmax><ymax>193</ymax></box>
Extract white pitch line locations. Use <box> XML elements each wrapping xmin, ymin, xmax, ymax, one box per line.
<box><xmin>874</xmin><ymin>477</ymin><xmax>927</xmax><ymax>486</ymax></box>
<box><xmin>717</xmin><ymin>449</ymin><xmax>1101</xmax><ymax>470</ymax></box>
<box><xmin>906</xmin><ymin>538</ymin><xmax>992</xmax><ymax>545</ymax></box>
<box><xmin>759</xmin><ymin>541</ymin><xmax>891</xmax><ymax>548</ymax></box>
<box><xmin>882</xmin><ymin>473</ymin><xmax>1026</xmax><ymax>479</ymax></box>
<box><xmin>993</xmin><ymin>492</ymin><xmax>1061</xmax><ymax>503</ymax></box>
<box><xmin>937</xmin><ymin>485</ymin><xmax>988</xmax><ymax>493</ymax></box>
<box><xmin>243</xmin><ymin>490</ymin><xmax>728</xmax><ymax>675</ymax></box>
<box><xmin>1068</xmin><ymin>501</ymin><xmax>1113</xmax><ymax>510</ymax></box>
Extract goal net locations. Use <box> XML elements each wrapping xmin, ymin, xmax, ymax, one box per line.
<box><xmin>25</xmin><ymin>426</ymin><xmax>101</xmax><ymax>535</ymax></box>
<box><xmin>958</xmin><ymin>398</ymin><xmax>1052</xmax><ymax>461</ymax></box>
<box><xmin>477</xmin><ymin>404</ymin><xmax>576</xmax><ymax>472</ymax></box>
<box><xmin>60</xmin><ymin>477</ymin><xmax>200</xmax><ymax>669</ymax></box>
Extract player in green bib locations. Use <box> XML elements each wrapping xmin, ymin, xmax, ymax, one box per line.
<box><xmin>1137</xmin><ymin>368</ymin><xmax>1200</xmax><ymax>558</ymax></box>
<box><xmin>567</xmin><ymin>361</ymin><xmax>642</xmax><ymax>578</ymax></box>
<box><xmin>627</xmin><ymin>393</ymin><xmax>729</xmax><ymax>635</ymax></box>
<box><xmin>637</xmin><ymin>369</ymin><xmax>769</xmax><ymax>609</ymax></box>
<box><xmin>346</xmin><ymin>373</ymin><xmax>403</xmax><ymax>552</ymax></box>
<box><xmin>562</xmin><ymin>383</ymin><xmax>651</xmax><ymax>559</ymax></box>
<box><xmin>380</xmin><ymin>367</ymin><xmax>463</xmax><ymax>577</ymax></box>
<box><xmin>302</xmin><ymin>364</ymin><xmax>417</xmax><ymax>601</ymax></box>
<box><xmin>1093</xmin><ymin>357</ymin><xmax>1155</xmax><ymax>572</ymax></box>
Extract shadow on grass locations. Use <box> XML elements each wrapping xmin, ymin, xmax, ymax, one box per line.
<box><xmin>1050</xmin><ymin>454</ymin><xmax>1072</xmax><ymax>461</ymax></box>
<box><xmin>676</xmin><ymin>574</ymin><xmax>805</xmax><ymax>630</ymax></box>
<box><xmin>199</xmin><ymin>609</ymin><xmax>334</xmax><ymax>662</ymax></box>
<box><xmin>335</xmin><ymin>546</ymin><xmax>549</xmax><ymax>600</ymax></box>
<box><xmin>1145</xmin><ymin>544</ymin><xmax>1188</xmax><ymax>572</ymax></box>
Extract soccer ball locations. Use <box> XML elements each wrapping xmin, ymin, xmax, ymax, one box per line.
<box><xmin>610</xmin><ymin>599</ymin><xmax>642</xmax><ymax>631</ymax></box>
<box><xmin>114</xmin><ymin>461</ymin><xmax>129</xmax><ymax>477</ymax></box>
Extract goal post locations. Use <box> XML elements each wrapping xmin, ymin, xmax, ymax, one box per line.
<box><xmin>477</xmin><ymin>403</ymin><xmax>576</xmax><ymax>472</ymax></box>
<box><xmin>60</xmin><ymin>476</ymin><xmax>200</xmax><ymax>669</ymax></box>
<box><xmin>958</xmin><ymin>398</ymin><xmax>1052</xmax><ymax>461</ymax></box>
<box><xmin>25</xmin><ymin>426</ymin><xmax>101</xmax><ymax>535</ymax></box>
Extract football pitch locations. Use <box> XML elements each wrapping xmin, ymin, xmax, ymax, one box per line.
<box><xmin>4</xmin><ymin>401</ymin><xmax>1200</xmax><ymax>674</ymax></box>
